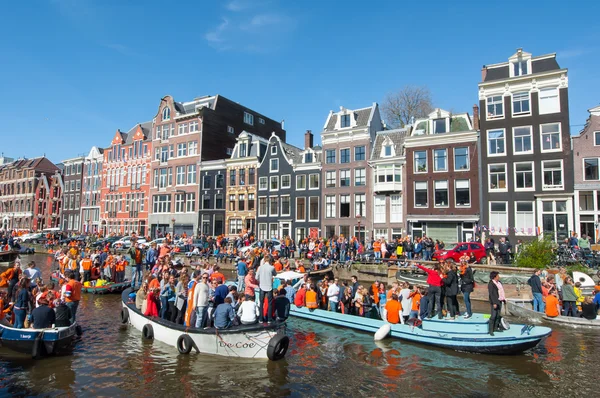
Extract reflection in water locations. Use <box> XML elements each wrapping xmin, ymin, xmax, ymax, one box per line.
<box><xmin>1</xmin><ymin>254</ymin><xmax>599</xmax><ymax>396</ymax></box>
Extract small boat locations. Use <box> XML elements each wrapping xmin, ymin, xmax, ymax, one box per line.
<box><xmin>120</xmin><ymin>289</ymin><xmax>289</xmax><ymax>361</ymax></box>
<box><xmin>307</xmin><ymin>266</ymin><xmax>334</xmax><ymax>277</ymax></box>
<box><xmin>50</xmin><ymin>272</ymin><xmax>131</xmax><ymax>294</ymax></box>
<box><xmin>0</xmin><ymin>321</ymin><xmax>81</xmax><ymax>359</ymax></box>
<box><xmin>395</xmin><ymin>269</ymin><xmax>428</xmax><ymax>286</ymax></box>
<box><xmin>506</xmin><ymin>299</ymin><xmax>544</xmax><ymax>323</ymax></box>
<box><xmin>542</xmin><ymin>315</ymin><xmax>600</xmax><ymax>328</ymax></box>
<box><xmin>289</xmin><ymin>306</ymin><xmax>551</xmax><ymax>355</ymax></box>
<box><xmin>0</xmin><ymin>249</ymin><xmax>20</xmax><ymax>267</ymax></box>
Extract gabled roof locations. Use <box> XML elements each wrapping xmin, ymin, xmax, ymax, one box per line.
<box><xmin>124</xmin><ymin>121</ymin><xmax>152</xmax><ymax>144</ymax></box>
<box><xmin>370</xmin><ymin>129</ymin><xmax>408</xmax><ymax>160</ymax></box>
<box><xmin>482</xmin><ymin>50</ymin><xmax>562</xmax><ymax>83</ymax></box>
<box><xmin>324</xmin><ymin>104</ymin><xmax>376</xmax><ymax>132</ymax></box>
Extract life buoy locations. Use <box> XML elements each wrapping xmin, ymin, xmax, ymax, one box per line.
<box><xmin>32</xmin><ymin>335</ymin><xmax>44</xmax><ymax>359</ymax></box>
<box><xmin>176</xmin><ymin>334</ymin><xmax>194</xmax><ymax>354</ymax></box>
<box><xmin>266</xmin><ymin>334</ymin><xmax>289</xmax><ymax>361</ymax></box>
<box><xmin>142</xmin><ymin>324</ymin><xmax>154</xmax><ymax>340</ymax></box>
<box><xmin>120</xmin><ymin>307</ymin><xmax>129</xmax><ymax>324</ymax></box>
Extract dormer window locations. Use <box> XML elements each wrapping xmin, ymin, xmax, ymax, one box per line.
<box><xmin>304</xmin><ymin>152</ymin><xmax>313</xmax><ymax>163</ymax></box>
<box><xmin>162</xmin><ymin>107</ymin><xmax>171</xmax><ymax>121</ymax></box>
<box><xmin>239</xmin><ymin>143</ymin><xmax>247</xmax><ymax>157</ymax></box>
<box><xmin>384</xmin><ymin>145</ymin><xmax>392</xmax><ymax>157</ymax></box>
<box><xmin>341</xmin><ymin>114</ymin><xmax>351</xmax><ymax>128</ymax></box>
<box><xmin>433</xmin><ymin>118</ymin><xmax>447</xmax><ymax>134</ymax></box>
<box><xmin>244</xmin><ymin>112</ymin><xmax>254</xmax><ymax>125</ymax></box>
<box><xmin>271</xmin><ymin>145</ymin><xmax>277</xmax><ymax>155</ymax></box>
<box><xmin>513</xmin><ymin>60</ymin><xmax>528</xmax><ymax>76</ymax></box>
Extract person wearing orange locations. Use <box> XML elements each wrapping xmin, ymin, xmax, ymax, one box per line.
<box><xmin>62</xmin><ymin>270</ymin><xmax>82</xmax><ymax>323</ymax></box>
<box><xmin>115</xmin><ymin>256</ymin><xmax>127</xmax><ymax>283</ymax></box>
<box><xmin>373</xmin><ymin>239</ymin><xmax>382</xmax><ymax>263</ymax></box>
<box><xmin>545</xmin><ymin>290</ymin><xmax>560</xmax><ymax>318</ymax></box>
<box><xmin>274</xmin><ymin>259</ymin><xmax>283</xmax><ymax>272</ymax></box>
<box><xmin>210</xmin><ymin>266</ymin><xmax>225</xmax><ymax>284</ymax></box>
<box><xmin>384</xmin><ymin>294</ymin><xmax>403</xmax><ymax>324</ymax></box>
<box><xmin>409</xmin><ymin>286</ymin><xmax>422</xmax><ymax>319</ymax></box>
<box><xmin>305</xmin><ymin>285</ymin><xmax>319</xmax><ymax>309</ymax></box>
<box><xmin>370</xmin><ymin>281</ymin><xmax>380</xmax><ymax>307</ymax></box>
<box><xmin>81</xmin><ymin>255</ymin><xmax>93</xmax><ymax>283</ymax></box>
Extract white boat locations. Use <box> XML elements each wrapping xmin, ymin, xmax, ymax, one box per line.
<box><xmin>542</xmin><ymin>315</ymin><xmax>600</xmax><ymax>329</ymax></box>
<box><xmin>120</xmin><ymin>289</ymin><xmax>289</xmax><ymax>361</ymax></box>
<box><xmin>506</xmin><ymin>299</ymin><xmax>544</xmax><ymax>323</ymax></box>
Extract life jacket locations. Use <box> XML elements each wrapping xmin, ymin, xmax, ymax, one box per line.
<box><xmin>66</xmin><ymin>280</ymin><xmax>82</xmax><ymax>302</ymax></box>
<box><xmin>81</xmin><ymin>259</ymin><xmax>92</xmax><ymax>271</ymax></box>
<box><xmin>134</xmin><ymin>249</ymin><xmax>142</xmax><ymax>264</ymax></box>
<box><xmin>306</xmin><ymin>290</ymin><xmax>318</xmax><ymax>309</ymax></box>
<box><xmin>116</xmin><ymin>260</ymin><xmax>127</xmax><ymax>272</ymax></box>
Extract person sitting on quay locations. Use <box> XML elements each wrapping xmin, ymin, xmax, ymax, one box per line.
<box><xmin>214</xmin><ymin>297</ymin><xmax>236</xmax><ymax>329</ymax></box>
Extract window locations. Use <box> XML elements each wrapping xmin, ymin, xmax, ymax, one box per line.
<box><xmin>515</xmin><ymin>162</ymin><xmax>534</xmax><ymax>190</ymax></box>
<box><xmin>248</xmin><ymin>194</ymin><xmax>255</xmax><ymax>211</ymax></box>
<box><xmin>216</xmin><ymin>174</ymin><xmax>224</xmax><ymax>189</ymax></box>
<box><xmin>434</xmin><ymin>149</ymin><xmax>447</xmax><ymax>172</ymax></box>
<box><xmin>489</xmin><ymin>164</ymin><xmax>507</xmax><ymax>191</ymax></box>
<box><xmin>355</xmin><ymin>168</ymin><xmax>366</xmax><ymax>186</ymax></box>
<box><xmin>354</xmin><ymin>194</ymin><xmax>366</xmax><ymax>217</ymax></box>
<box><xmin>434</xmin><ymin>181</ymin><xmax>448</xmax><ymax>207</ymax></box>
<box><xmin>326</xmin><ymin>149</ymin><xmax>336</xmax><ymax>164</ymax></box>
<box><xmin>258</xmin><ymin>197</ymin><xmax>267</xmax><ymax>216</ymax></box>
<box><xmin>340</xmin><ymin>195</ymin><xmax>350</xmax><ymax>218</ymax></box>
<box><xmin>258</xmin><ymin>224</ymin><xmax>267</xmax><ymax>240</ymax></box>
<box><xmin>238</xmin><ymin>194</ymin><xmax>245</xmax><ymax>211</ymax></box>
<box><xmin>513</xmin><ymin>126</ymin><xmax>532</xmax><ymax>154</ymax></box>
<box><xmin>355</xmin><ymin>146</ymin><xmax>366</xmax><ymax>161</ymax></box>
<box><xmin>542</xmin><ymin>160</ymin><xmax>563</xmax><ymax>189</ymax></box>
<box><xmin>296</xmin><ymin>175</ymin><xmax>306</xmax><ymax>189</ymax></box>
<box><xmin>270</xmin><ymin>176</ymin><xmax>279</xmax><ymax>191</ymax></box>
<box><xmin>584</xmin><ymin>158</ymin><xmax>599</xmax><ymax>181</ymax></box>
<box><xmin>489</xmin><ymin>202</ymin><xmax>508</xmax><ymax>231</ymax></box>
<box><xmin>383</xmin><ymin>145</ymin><xmax>392</xmax><ymax>157</ymax></box>
<box><xmin>309</xmin><ymin>174</ymin><xmax>319</xmax><ymax>189</ymax></box>
<box><xmin>203</xmin><ymin>194</ymin><xmax>210</xmax><ymax>210</ymax></box>
<box><xmin>229</xmin><ymin>169</ymin><xmax>236</xmax><ymax>186</ymax></box>
<box><xmin>513</xmin><ymin>60</ymin><xmax>528</xmax><ymax>76</ymax></box>
<box><xmin>162</xmin><ymin>107</ymin><xmax>170</xmax><ymax>121</ymax></box>
<box><xmin>515</xmin><ymin>202</ymin><xmax>535</xmax><ymax>235</ymax></box>
<box><xmin>390</xmin><ymin>195</ymin><xmax>402</xmax><ymax>222</ymax></box>
<box><xmin>239</xmin><ymin>169</ymin><xmax>246</xmax><ymax>186</ymax></box>
<box><xmin>325</xmin><ymin>196</ymin><xmax>336</xmax><ymax>218</ymax></box>
<box><xmin>487</xmin><ymin>129</ymin><xmax>505</xmax><ymax>155</ymax></box>
<box><xmin>281</xmin><ymin>175</ymin><xmax>291</xmax><ymax>189</ymax></box>
<box><xmin>229</xmin><ymin>219</ymin><xmax>242</xmax><ymax>235</ymax></box>
<box><xmin>414</xmin><ymin>151</ymin><xmax>427</xmax><ymax>173</ymax></box>
<box><xmin>229</xmin><ymin>194</ymin><xmax>236</xmax><ymax>211</ymax></box>
<box><xmin>189</xmin><ymin>121</ymin><xmax>198</xmax><ymax>132</ymax></box>
<box><xmin>414</xmin><ymin>182</ymin><xmax>427</xmax><ymax>207</ymax></box>
<box><xmin>340</xmin><ymin>148</ymin><xmax>350</xmax><ymax>163</ymax></box>
<box><xmin>270</xmin><ymin>158</ymin><xmax>279</xmax><ymax>172</ymax></box>
<box><xmin>177</xmin><ymin>142</ymin><xmax>188</xmax><ymax>157</ymax></box>
<box><xmin>203</xmin><ymin>175</ymin><xmax>212</xmax><ymax>190</ymax></box>
<box><xmin>296</xmin><ymin>197</ymin><xmax>306</xmax><ymax>221</ymax></box>
<box><xmin>541</xmin><ymin>123</ymin><xmax>561</xmax><ymax>151</ymax></box>
<box><xmin>269</xmin><ymin>197</ymin><xmax>278</xmax><ymax>216</ymax></box>
<box><xmin>248</xmin><ymin>168</ymin><xmax>255</xmax><ymax>185</ymax></box>
<box><xmin>433</xmin><ymin>118</ymin><xmax>447</xmax><ymax>134</ymax></box>
<box><xmin>259</xmin><ymin>117</ymin><xmax>265</xmax><ymax>124</ymax></box>
<box><xmin>325</xmin><ymin>171</ymin><xmax>336</xmax><ymax>188</ymax></box>
<box><xmin>341</xmin><ymin>114</ymin><xmax>351</xmax><ymax>128</ymax></box>
<box><xmin>374</xmin><ymin>196</ymin><xmax>386</xmax><ymax>223</ymax></box>
<box><xmin>595</xmin><ymin>132</ymin><xmax>600</xmax><ymax>146</ymax></box>
<box><xmin>227</xmin><ymin>126</ymin><xmax>234</xmax><ymax>135</ymax></box>
<box><xmin>244</xmin><ymin>112</ymin><xmax>254</xmax><ymax>125</ymax></box>
<box><xmin>455</xmin><ymin>180</ymin><xmax>470</xmax><ymax>207</ymax></box>
<box><xmin>454</xmin><ymin>147</ymin><xmax>469</xmax><ymax>171</ymax></box>
<box><xmin>152</xmin><ymin>195</ymin><xmax>171</xmax><ymax>213</ymax></box>
<box><xmin>178</xmin><ymin>124</ymin><xmax>187</xmax><ymax>135</ymax></box>
<box><xmin>269</xmin><ymin>223</ymin><xmax>278</xmax><ymax>239</ymax></box>
<box><xmin>512</xmin><ymin>92</ymin><xmax>530</xmax><ymax>115</ymax></box>
<box><xmin>486</xmin><ymin>95</ymin><xmax>503</xmax><ymax>119</ymax></box>
<box><xmin>340</xmin><ymin>170</ymin><xmax>350</xmax><ymax>187</ymax></box>
<box><xmin>239</xmin><ymin>143</ymin><xmax>247</xmax><ymax>157</ymax></box>
<box><xmin>259</xmin><ymin>177</ymin><xmax>268</xmax><ymax>190</ymax></box>
<box><xmin>176</xmin><ymin>166</ymin><xmax>186</xmax><ymax>185</ymax></box>
<box><xmin>539</xmin><ymin>87</ymin><xmax>559</xmax><ymax>114</ymax></box>
<box><xmin>175</xmin><ymin>193</ymin><xmax>185</xmax><ymax>213</ymax></box>
<box><xmin>304</xmin><ymin>152</ymin><xmax>313</xmax><ymax>163</ymax></box>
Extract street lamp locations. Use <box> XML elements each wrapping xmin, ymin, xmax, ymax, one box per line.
<box><xmin>356</xmin><ymin>213</ymin><xmax>362</xmax><ymax>244</ymax></box>
<box><xmin>171</xmin><ymin>217</ymin><xmax>176</xmax><ymax>237</ymax></box>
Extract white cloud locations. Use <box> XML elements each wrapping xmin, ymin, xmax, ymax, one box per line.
<box><xmin>559</xmin><ymin>48</ymin><xmax>594</xmax><ymax>59</ymax></box>
<box><xmin>205</xmin><ymin>18</ymin><xmax>230</xmax><ymax>44</ymax></box>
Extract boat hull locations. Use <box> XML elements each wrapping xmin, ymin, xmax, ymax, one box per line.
<box><xmin>51</xmin><ymin>273</ymin><xmax>130</xmax><ymax>294</ymax></box>
<box><xmin>289</xmin><ymin>306</ymin><xmax>550</xmax><ymax>355</ymax></box>
<box><xmin>121</xmin><ymin>290</ymin><xmax>288</xmax><ymax>360</ymax></box>
<box><xmin>0</xmin><ymin>322</ymin><xmax>78</xmax><ymax>357</ymax></box>
<box><xmin>542</xmin><ymin>315</ymin><xmax>600</xmax><ymax>328</ymax></box>
<box><xmin>506</xmin><ymin>299</ymin><xmax>544</xmax><ymax>323</ymax></box>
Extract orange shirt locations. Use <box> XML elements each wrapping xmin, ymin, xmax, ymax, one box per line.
<box><xmin>274</xmin><ymin>261</ymin><xmax>283</xmax><ymax>272</ymax></box>
<box><xmin>81</xmin><ymin>259</ymin><xmax>92</xmax><ymax>271</ymax></box>
<box><xmin>385</xmin><ymin>300</ymin><xmax>402</xmax><ymax>324</ymax></box>
<box><xmin>298</xmin><ymin>265</ymin><xmax>305</xmax><ymax>273</ymax></box>
<box><xmin>211</xmin><ymin>272</ymin><xmax>225</xmax><ymax>283</ymax></box>
<box><xmin>371</xmin><ymin>283</ymin><xmax>379</xmax><ymax>304</ymax></box>
<box><xmin>373</xmin><ymin>241</ymin><xmax>382</xmax><ymax>252</ymax></box>
<box><xmin>411</xmin><ymin>293</ymin><xmax>421</xmax><ymax>311</ymax></box>
<box><xmin>545</xmin><ymin>295</ymin><xmax>560</xmax><ymax>317</ymax></box>
<box><xmin>148</xmin><ymin>278</ymin><xmax>160</xmax><ymax>291</ymax></box>
<box><xmin>306</xmin><ymin>290</ymin><xmax>318</xmax><ymax>309</ymax></box>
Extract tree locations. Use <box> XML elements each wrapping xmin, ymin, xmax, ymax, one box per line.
<box><xmin>513</xmin><ymin>238</ymin><xmax>555</xmax><ymax>269</ymax></box>
<box><xmin>381</xmin><ymin>85</ymin><xmax>434</xmax><ymax>128</ymax></box>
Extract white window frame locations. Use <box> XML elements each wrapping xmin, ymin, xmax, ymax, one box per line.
<box><xmin>486</xmin><ymin>95</ymin><xmax>504</xmax><ymax>120</ymax></box>
<box><xmin>487</xmin><ymin>129</ymin><xmax>506</xmax><ymax>157</ymax></box>
<box><xmin>542</xmin><ymin>159</ymin><xmax>564</xmax><ymax>191</ymax></box>
<box><xmin>512</xmin><ymin>126</ymin><xmax>533</xmax><ymax>155</ymax></box>
<box><xmin>244</xmin><ymin>112</ymin><xmax>254</xmax><ymax>125</ymax></box>
<box><xmin>414</xmin><ymin>181</ymin><xmax>428</xmax><ymax>208</ymax></box>
<box><xmin>270</xmin><ymin>158</ymin><xmax>279</xmax><ymax>172</ymax></box>
<box><xmin>538</xmin><ymin>87</ymin><xmax>560</xmax><ymax>115</ymax></box>
<box><xmin>414</xmin><ymin>150</ymin><xmax>427</xmax><ymax>173</ymax></box>
<box><xmin>514</xmin><ymin>201</ymin><xmax>535</xmax><ymax>236</ymax></box>
<box><xmin>489</xmin><ymin>201</ymin><xmax>508</xmax><ymax>233</ymax></box>
<box><xmin>511</xmin><ymin>91</ymin><xmax>531</xmax><ymax>117</ymax></box>
<box><xmin>434</xmin><ymin>180</ymin><xmax>449</xmax><ymax>208</ymax></box>
<box><xmin>339</xmin><ymin>169</ymin><xmax>351</xmax><ymax>187</ymax></box>
<box><xmin>355</xmin><ymin>168</ymin><xmax>366</xmax><ymax>186</ymax></box>
<box><xmin>258</xmin><ymin>197</ymin><xmax>268</xmax><ymax>216</ymax></box>
<box><xmin>269</xmin><ymin>197</ymin><xmax>278</xmax><ymax>217</ymax></box>
<box><xmin>281</xmin><ymin>174</ymin><xmax>291</xmax><ymax>189</ymax></box>
<box><xmin>374</xmin><ymin>195</ymin><xmax>386</xmax><ymax>224</ymax></box>
<box><xmin>270</xmin><ymin>176</ymin><xmax>279</xmax><ymax>191</ymax></box>
<box><xmin>325</xmin><ymin>195</ymin><xmax>336</xmax><ymax>218</ymax></box>
<box><xmin>583</xmin><ymin>158</ymin><xmax>600</xmax><ymax>181</ymax></box>
<box><xmin>295</xmin><ymin>197</ymin><xmax>306</xmax><ymax>221</ymax></box>
<box><xmin>594</xmin><ymin>131</ymin><xmax>600</xmax><ymax>146</ymax></box>
<box><xmin>433</xmin><ymin>149</ymin><xmax>447</xmax><ymax>172</ymax></box>
<box><xmin>340</xmin><ymin>148</ymin><xmax>351</xmax><ymax>164</ymax></box>
<box><xmin>390</xmin><ymin>195</ymin><xmax>402</xmax><ymax>223</ymax></box>
<box><xmin>258</xmin><ymin>177</ymin><xmax>268</xmax><ymax>190</ymax></box>
<box><xmin>280</xmin><ymin>195</ymin><xmax>291</xmax><ymax>216</ymax></box>
<box><xmin>309</xmin><ymin>174</ymin><xmax>319</xmax><ymax>190</ymax></box>
<box><xmin>162</xmin><ymin>107</ymin><xmax>171</xmax><ymax>121</ymax></box>
<box><xmin>540</xmin><ymin>122</ymin><xmax>562</xmax><ymax>153</ymax></box>
<box><xmin>308</xmin><ymin>196</ymin><xmax>319</xmax><ymax>221</ymax></box>
<box><xmin>271</xmin><ymin>145</ymin><xmax>277</xmax><ymax>155</ymax></box>
<box><xmin>513</xmin><ymin>161</ymin><xmax>535</xmax><ymax>192</ymax></box>
<box><xmin>227</xmin><ymin>126</ymin><xmax>234</xmax><ymax>135</ymax></box>
<box><xmin>453</xmin><ymin>147</ymin><xmax>470</xmax><ymax>171</ymax></box>
<box><xmin>296</xmin><ymin>175</ymin><xmax>306</xmax><ymax>190</ymax></box>
<box><xmin>455</xmin><ymin>179</ymin><xmax>471</xmax><ymax>208</ymax></box>
<box><xmin>488</xmin><ymin>163</ymin><xmax>508</xmax><ymax>192</ymax></box>
<box><xmin>325</xmin><ymin>170</ymin><xmax>336</xmax><ymax>188</ymax></box>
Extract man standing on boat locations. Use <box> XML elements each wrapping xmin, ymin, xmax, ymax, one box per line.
<box><xmin>327</xmin><ymin>278</ymin><xmax>340</xmax><ymax>312</ymax></box>
<box><xmin>128</xmin><ymin>242</ymin><xmax>144</xmax><ymax>290</ymax></box>
<box><xmin>236</xmin><ymin>257</ymin><xmax>247</xmax><ymax>292</ymax></box>
<box><xmin>194</xmin><ymin>273</ymin><xmax>210</xmax><ymax>328</ymax></box>
<box><xmin>528</xmin><ymin>269</ymin><xmax>544</xmax><ymax>313</ymax></box>
<box><xmin>415</xmin><ymin>263</ymin><xmax>444</xmax><ymax>319</ymax></box>
<box><xmin>488</xmin><ymin>271</ymin><xmax>504</xmax><ymax>336</ymax></box>
<box><xmin>256</xmin><ymin>256</ymin><xmax>276</xmax><ymax>323</ymax></box>
<box><xmin>62</xmin><ymin>271</ymin><xmax>82</xmax><ymax>324</ymax></box>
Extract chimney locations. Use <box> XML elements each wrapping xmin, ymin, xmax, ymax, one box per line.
<box><xmin>472</xmin><ymin>105</ymin><xmax>479</xmax><ymax>130</ymax></box>
<box><xmin>304</xmin><ymin>130</ymin><xmax>314</xmax><ymax>149</ymax></box>
<box><xmin>481</xmin><ymin>65</ymin><xmax>487</xmax><ymax>82</ymax></box>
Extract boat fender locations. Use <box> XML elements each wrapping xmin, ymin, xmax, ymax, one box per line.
<box><xmin>501</xmin><ymin>318</ymin><xmax>511</xmax><ymax>331</ymax></box>
<box><xmin>120</xmin><ymin>307</ymin><xmax>129</xmax><ymax>324</ymax></box>
<box><xmin>75</xmin><ymin>325</ymin><xmax>83</xmax><ymax>337</ymax></box>
<box><xmin>142</xmin><ymin>324</ymin><xmax>154</xmax><ymax>340</ymax></box>
<box><xmin>374</xmin><ymin>324</ymin><xmax>391</xmax><ymax>341</ymax></box>
<box><xmin>266</xmin><ymin>334</ymin><xmax>289</xmax><ymax>361</ymax></box>
<box><xmin>176</xmin><ymin>334</ymin><xmax>194</xmax><ymax>355</ymax></box>
<box><xmin>32</xmin><ymin>335</ymin><xmax>44</xmax><ymax>359</ymax></box>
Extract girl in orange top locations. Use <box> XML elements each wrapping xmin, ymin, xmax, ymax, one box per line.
<box><xmin>306</xmin><ymin>286</ymin><xmax>318</xmax><ymax>309</ymax></box>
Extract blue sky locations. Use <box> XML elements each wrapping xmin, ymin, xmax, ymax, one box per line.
<box><xmin>1</xmin><ymin>0</ymin><xmax>599</xmax><ymax>162</ymax></box>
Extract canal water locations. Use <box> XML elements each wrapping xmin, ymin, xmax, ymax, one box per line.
<box><xmin>1</xmin><ymin>253</ymin><xmax>598</xmax><ymax>397</ymax></box>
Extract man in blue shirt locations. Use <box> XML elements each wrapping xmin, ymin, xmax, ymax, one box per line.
<box><xmin>593</xmin><ymin>288</ymin><xmax>600</xmax><ymax>311</ymax></box>
<box><xmin>214</xmin><ymin>280</ymin><xmax>229</xmax><ymax>307</ymax></box>
<box><xmin>145</xmin><ymin>242</ymin><xmax>158</xmax><ymax>271</ymax></box>
<box><xmin>236</xmin><ymin>257</ymin><xmax>248</xmax><ymax>292</ymax></box>
<box><xmin>213</xmin><ymin>297</ymin><xmax>236</xmax><ymax>328</ymax></box>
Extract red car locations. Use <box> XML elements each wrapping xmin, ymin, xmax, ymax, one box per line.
<box><xmin>432</xmin><ymin>242</ymin><xmax>487</xmax><ymax>264</ymax></box>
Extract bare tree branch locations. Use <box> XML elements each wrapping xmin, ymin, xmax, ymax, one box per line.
<box><xmin>381</xmin><ymin>85</ymin><xmax>434</xmax><ymax>128</ymax></box>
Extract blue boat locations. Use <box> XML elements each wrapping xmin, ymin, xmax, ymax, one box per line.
<box><xmin>289</xmin><ymin>306</ymin><xmax>551</xmax><ymax>355</ymax></box>
<box><xmin>0</xmin><ymin>322</ymin><xmax>80</xmax><ymax>359</ymax></box>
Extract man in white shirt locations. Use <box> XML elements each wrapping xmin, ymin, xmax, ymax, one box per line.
<box><xmin>23</xmin><ymin>261</ymin><xmax>42</xmax><ymax>288</ymax></box>
<box><xmin>237</xmin><ymin>295</ymin><xmax>259</xmax><ymax>325</ymax></box>
<box><xmin>327</xmin><ymin>278</ymin><xmax>340</xmax><ymax>312</ymax></box>
<box><xmin>256</xmin><ymin>256</ymin><xmax>276</xmax><ymax>323</ymax></box>
<box><xmin>194</xmin><ymin>273</ymin><xmax>210</xmax><ymax>328</ymax></box>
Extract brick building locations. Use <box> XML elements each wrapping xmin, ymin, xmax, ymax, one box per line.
<box><xmin>60</xmin><ymin>156</ymin><xmax>85</xmax><ymax>232</ymax></box>
<box><xmin>34</xmin><ymin>170</ymin><xmax>64</xmax><ymax>230</ymax></box>
<box><xmin>81</xmin><ymin>146</ymin><xmax>104</xmax><ymax>233</ymax></box>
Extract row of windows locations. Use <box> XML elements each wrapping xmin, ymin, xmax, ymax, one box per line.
<box><xmin>488</xmin><ymin>200</ymin><xmax>568</xmax><ymax>236</ymax></box>
<box><xmin>106</xmin><ymin>165</ymin><xmax>148</xmax><ymax>190</ymax></box>
<box><xmin>202</xmin><ymin>174</ymin><xmax>225</xmax><ymax>190</ymax></box>
<box><xmin>325</xmin><ymin>194</ymin><xmax>367</xmax><ymax>218</ymax></box>
<box><xmin>485</xmin><ymin>87</ymin><xmax>559</xmax><ymax>120</ymax></box>
<box><xmin>229</xmin><ymin>168</ymin><xmax>255</xmax><ymax>186</ymax></box>
<box><xmin>256</xmin><ymin>196</ymin><xmax>320</xmax><ymax>221</ymax></box>
<box><xmin>373</xmin><ymin>195</ymin><xmax>402</xmax><ymax>224</ymax></box>
<box><xmin>155</xmin><ymin>122</ymin><xmax>199</xmax><ymax>140</ymax></box>
<box><xmin>64</xmin><ymin>163</ymin><xmax>83</xmax><ymax>176</ymax></box>
<box><xmin>413</xmin><ymin>180</ymin><xmax>471</xmax><ymax>208</ymax></box>
<box><xmin>104</xmin><ymin>193</ymin><xmax>146</xmax><ymax>214</ymax></box>
<box><xmin>107</xmin><ymin>142</ymin><xmax>148</xmax><ymax>163</ymax></box>
<box><xmin>487</xmin><ymin>123</ymin><xmax>562</xmax><ymax>156</ymax></box>
<box><xmin>488</xmin><ymin>160</ymin><xmax>563</xmax><ymax>192</ymax></box>
<box><xmin>413</xmin><ymin>147</ymin><xmax>470</xmax><ymax>173</ymax></box>
<box><xmin>325</xmin><ymin>146</ymin><xmax>366</xmax><ymax>164</ymax></box>
<box><xmin>227</xmin><ymin>194</ymin><xmax>255</xmax><ymax>212</ymax></box>
<box><xmin>152</xmin><ymin>193</ymin><xmax>196</xmax><ymax>213</ymax></box>
<box><xmin>154</xmin><ymin>141</ymin><xmax>198</xmax><ymax>162</ymax></box>
<box><xmin>258</xmin><ymin>174</ymin><xmax>320</xmax><ymax>191</ymax></box>
<box><xmin>153</xmin><ymin>165</ymin><xmax>196</xmax><ymax>188</ymax></box>
<box><xmin>325</xmin><ymin>169</ymin><xmax>366</xmax><ymax>188</ymax></box>
<box><xmin>64</xmin><ymin>180</ymin><xmax>81</xmax><ymax>192</ymax></box>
